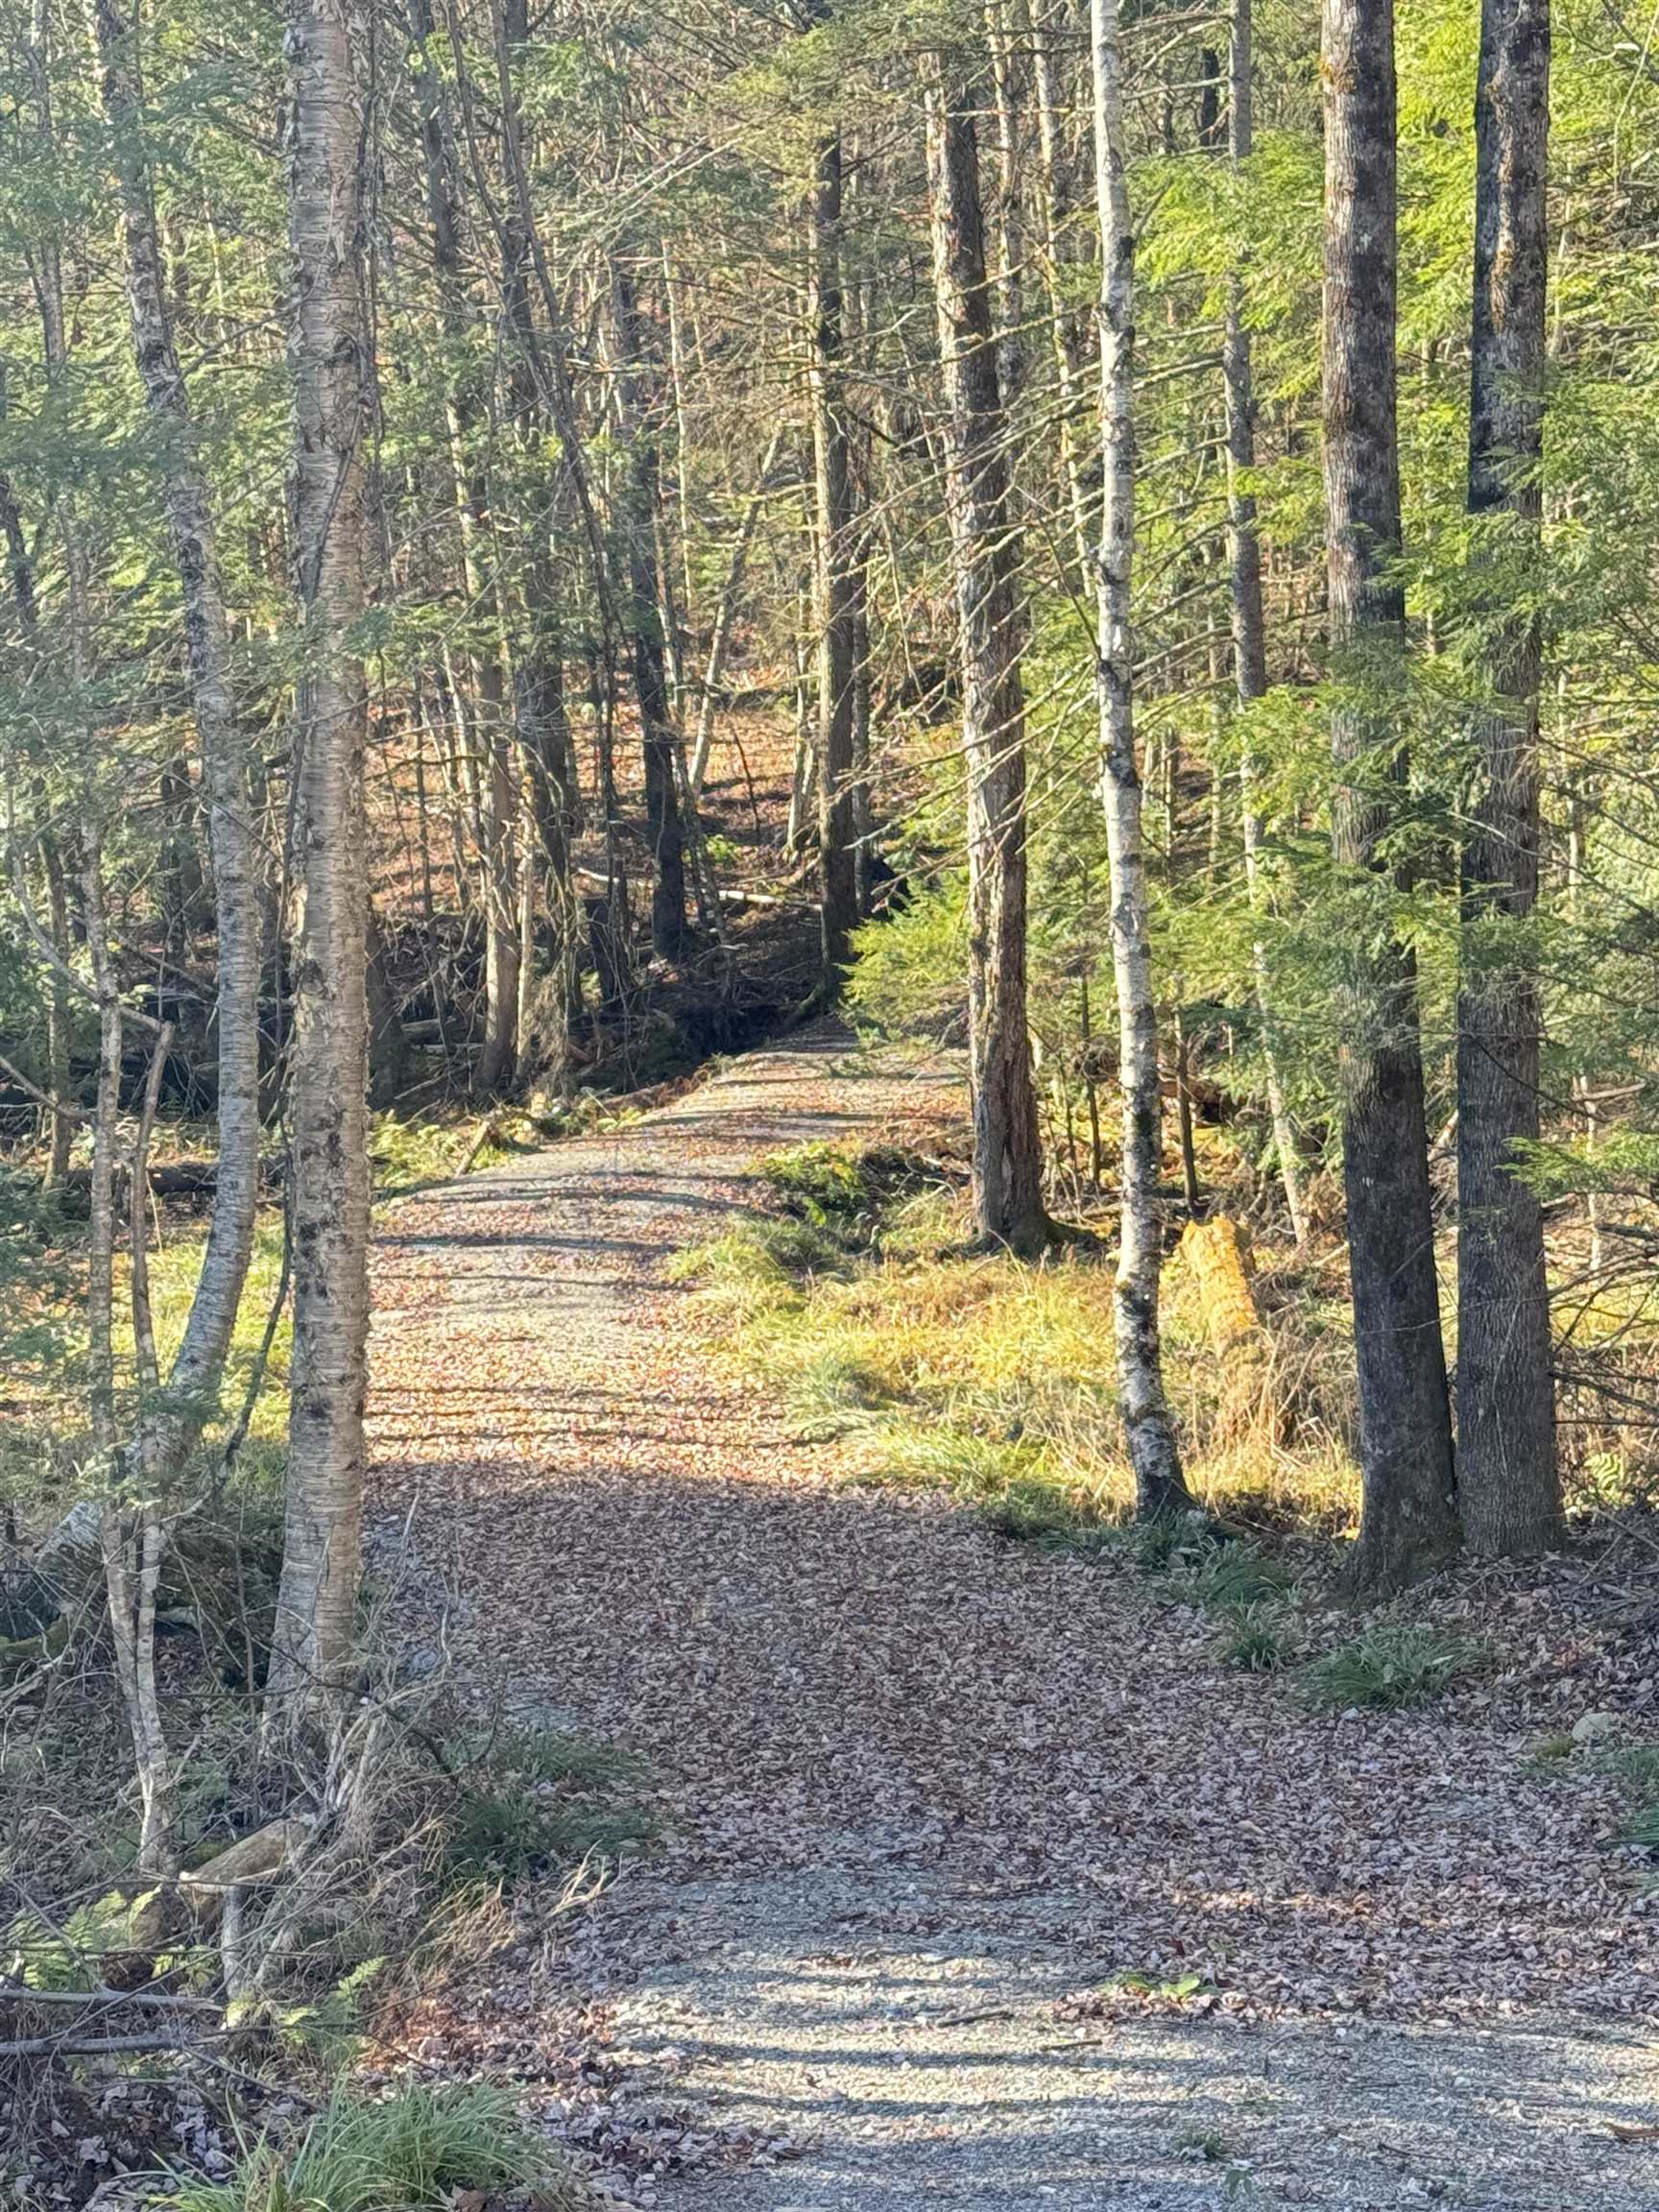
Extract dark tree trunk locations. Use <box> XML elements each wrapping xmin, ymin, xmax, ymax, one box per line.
<box><xmin>1322</xmin><ymin>0</ymin><xmax>1458</xmax><ymax>1589</ymax></box>
<box><xmin>611</xmin><ymin>263</ymin><xmax>691</xmax><ymax>963</ymax></box>
<box><xmin>499</xmin><ymin>0</ymin><xmax>580</xmax><ymax>1081</ymax></box>
<box><xmin>407</xmin><ymin>0</ymin><xmax>517</xmax><ymax>1087</ymax></box>
<box><xmin>1456</xmin><ymin>0</ymin><xmax>1559</xmax><ymax>1555</ymax></box>
<box><xmin>922</xmin><ymin>55</ymin><xmax>1049</xmax><ymax>1260</ymax></box>
<box><xmin>809</xmin><ymin>133</ymin><xmax>860</xmax><ymax>981</ymax></box>
<box><xmin>1224</xmin><ymin>0</ymin><xmax>1307</xmax><ymax>1243</ymax></box>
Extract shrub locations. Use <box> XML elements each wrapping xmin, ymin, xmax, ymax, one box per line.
<box><xmin>760</xmin><ymin>1140</ymin><xmax>945</xmax><ymax>1247</ymax></box>
<box><xmin>761</xmin><ymin>1141</ymin><xmax>876</xmax><ymax>1228</ymax></box>
<box><xmin>1302</xmin><ymin>1620</ymin><xmax>1482</xmax><ymax>1711</ymax></box>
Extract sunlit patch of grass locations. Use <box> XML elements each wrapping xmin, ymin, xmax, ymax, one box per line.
<box><xmin>784</xmin><ymin>1349</ymin><xmax>893</xmax><ymax>1439</ymax></box>
<box><xmin>675</xmin><ymin>1172</ymin><xmax>1371</xmax><ymax>1550</ymax></box>
<box><xmin>370</xmin><ymin>1111</ymin><xmax>470</xmax><ymax>1195</ymax></box>
<box><xmin>666</xmin><ymin>1216</ymin><xmax>851</xmax><ymax>1326</ymax></box>
<box><xmin>137</xmin><ymin>1213</ymin><xmax>291</xmax><ymax>1447</ymax></box>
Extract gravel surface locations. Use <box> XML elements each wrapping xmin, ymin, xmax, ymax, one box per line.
<box><xmin>598</xmin><ymin>1864</ymin><xmax>1659</xmax><ymax>2210</ymax></box>
<box><xmin>368</xmin><ymin>1024</ymin><xmax>1659</xmax><ymax>2209</ymax></box>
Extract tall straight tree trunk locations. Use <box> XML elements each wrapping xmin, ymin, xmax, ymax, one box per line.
<box><xmin>610</xmin><ymin>260</ymin><xmax>690</xmax><ymax>961</ymax></box>
<box><xmin>1222</xmin><ymin>0</ymin><xmax>1308</xmax><ymax>1244</ymax></box>
<box><xmin>90</xmin><ymin>0</ymin><xmax>263</xmax><ymax>1471</ymax></box>
<box><xmin>0</xmin><ymin>448</ymin><xmax>75</xmax><ymax>1187</ymax></box>
<box><xmin>1322</xmin><ymin>0</ymin><xmax>1457</xmax><ymax>1588</ymax></box>
<box><xmin>270</xmin><ymin>0</ymin><xmax>372</xmax><ymax>1720</ymax></box>
<box><xmin>407</xmin><ymin>0</ymin><xmax>517</xmax><ymax>1087</ymax></box>
<box><xmin>1090</xmin><ymin>0</ymin><xmax>1193</xmax><ymax>1518</ymax></box>
<box><xmin>1034</xmin><ymin>0</ymin><xmax>1094</xmax><ymax>586</ymax></box>
<box><xmin>1457</xmin><ymin>0</ymin><xmax>1559</xmax><ymax>1554</ymax></box>
<box><xmin>922</xmin><ymin>55</ymin><xmax>1049</xmax><ymax>1260</ymax></box>
<box><xmin>808</xmin><ymin>133</ymin><xmax>860</xmax><ymax>980</ymax></box>
<box><xmin>495</xmin><ymin>0</ymin><xmax>583</xmax><ymax>1076</ymax></box>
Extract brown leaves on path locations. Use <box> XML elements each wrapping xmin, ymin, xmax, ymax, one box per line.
<box><xmin>367</xmin><ymin>1025</ymin><xmax>1659</xmax><ymax>2030</ymax></box>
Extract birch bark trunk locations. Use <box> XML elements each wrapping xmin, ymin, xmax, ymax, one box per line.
<box><xmin>269</xmin><ymin>0</ymin><xmax>372</xmax><ymax>1719</ymax></box>
<box><xmin>1322</xmin><ymin>0</ymin><xmax>1458</xmax><ymax>1588</ymax></box>
<box><xmin>1090</xmin><ymin>0</ymin><xmax>1193</xmax><ymax>1518</ymax></box>
<box><xmin>1456</xmin><ymin>0</ymin><xmax>1560</xmax><ymax>1555</ymax></box>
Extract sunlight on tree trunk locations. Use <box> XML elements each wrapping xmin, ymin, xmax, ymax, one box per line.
<box><xmin>268</xmin><ymin>0</ymin><xmax>372</xmax><ymax>1725</ymax></box>
<box><xmin>1090</xmin><ymin>0</ymin><xmax>1193</xmax><ymax>1519</ymax></box>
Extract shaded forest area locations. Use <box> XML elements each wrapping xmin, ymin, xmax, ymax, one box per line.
<box><xmin>4</xmin><ymin>0</ymin><xmax>1659</xmax><ymax>2202</ymax></box>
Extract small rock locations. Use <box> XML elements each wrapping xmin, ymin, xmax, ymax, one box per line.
<box><xmin>1573</xmin><ymin>1711</ymin><xmax>1620</xmax><ymax>1743</ymax></box>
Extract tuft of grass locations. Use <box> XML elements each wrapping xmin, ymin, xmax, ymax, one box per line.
<box><xmin>441</xmin><ymin>1726</ymin><xmax>655</xmax><ymax>1887</ymax></box>
<box><xmin>785</xmin><ymin>1350</ymin><xmax>892</xmax><ymax>1439</ymax></box>
<box><xmin>1214</xmin><ymin>1602</ymin><xmax>1295</xmax><ymax>1673</ymax></box>
<box><xmin>1597</xmin><ymin>1743</ymin><xmax>1659</xmax><ymax>1864</ymax></box>
<box><xmin>1612</xmin><ymin>1800</ymin><xmax>1659</xmax><ymax>1854</ymax></box>
<box><xmin>1167</xmin><ymin>1538</ymin><xmax>1293</xmax><ymax>1614</ymax></box>
<box><xmin>1521</xmin><ymin>1730</ymin><xmax>1577</xmax><ymax>1775</ymax></box>
<box><xmin>1302</xmin><ymin>1619</ymin><xmax>1483</xmax><ymax>1712</ymax></box>
<box><xmin>1594</xmin><ymin>1743</ymin><xmax>1659</xmax><ymax>1793</ymax></box>
<box><xmin>976</xmin><ymin>1473</ymin><xmax>1098</xmax><ymax>1541</ymax></box>
<box><xmin>160</xmin><ymin>2084</ymin><xmax>567</xmax><ymax>2212</ymax></box>
<box><xmin>1173</xmin><ymin>2125</ymin><xmax>1233</xmax><ymax>2163</ymax></box>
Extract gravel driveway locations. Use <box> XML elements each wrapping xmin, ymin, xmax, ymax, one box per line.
<box><xmin>368</xmin><ymin>1025</ymin><xmax>1659</xmax><ymax>2210</ymax></box>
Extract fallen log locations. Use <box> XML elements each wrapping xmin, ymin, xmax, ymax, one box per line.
<box><xmin>57</xmin><ymin>1157</ymin><xmax>283</xmax><ymax>1198</ymax></box>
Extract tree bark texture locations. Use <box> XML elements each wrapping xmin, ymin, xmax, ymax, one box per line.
<box><xmin>1322</xmin><ymin>0</ymin><xmax>1458</xmax><ymax>1587</ymax></box>
<box><xmin>1456</xmin><ymin>0</ymin><xmax>1559</xmax><ymax>1555</ymax></box>
<box><xmin>270</xmin><ymin>0</ymin><xmax>372</xmax><ymax>1718</ymax></box>
<box><xmin>809</xmin><ymin>134</ymin><xmax>860</xmax><ymax>981</ymax></box>
<box><xmin>611</xmin><ymin>260</ymin><xmax>691</xmax><ymax>962</ymax></box>
<box><xmin>1223</xmin><ymin>0</ymin><xmax>1308</xmax><ymax>1245</ymax></box>
<box><xmin>1090</xmin><ymin>0</ymin><xmax>1193</xmax><ymax>1518</ymax></box>
<box><xmin>923</xmin><ymin>56</ymin><xmax>1049</xmax><ymax>1261</ymax></box>
<box><xmin>90</xmin><ymin>0</ymin><xmax>263</xmax><ymax>1472</ymax></box>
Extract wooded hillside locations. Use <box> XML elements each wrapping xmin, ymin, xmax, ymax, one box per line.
<box><xmin>3</xmin><ymin>0</ymin><xmax>1659</xmax><ymax>2203</ymax></box>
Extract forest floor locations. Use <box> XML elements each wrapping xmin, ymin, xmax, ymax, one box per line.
<box><xmin>367</xmin><ymin>1023</ymin><xmax>1659</xmax><ymax>2211</ymax></box>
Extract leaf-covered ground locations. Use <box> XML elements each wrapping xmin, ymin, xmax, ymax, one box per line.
<box><xmin>367</xmin><ymin>1025</ymin><xmax>1659</xmax><ymax>2206</ymax></box>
